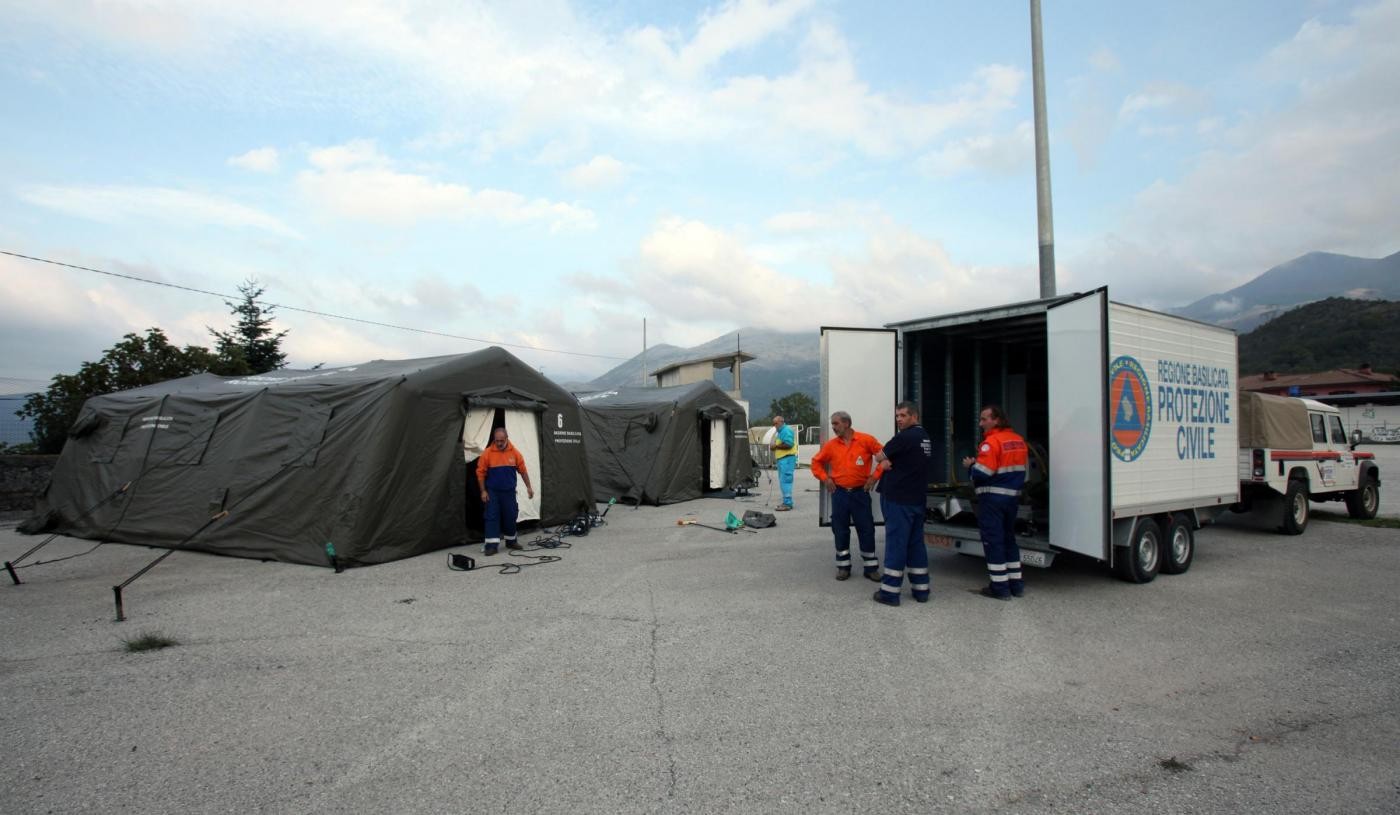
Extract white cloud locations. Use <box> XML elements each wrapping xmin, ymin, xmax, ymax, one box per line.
<box><xmin>1119</xmin><ymin>81</ymin><xmax>1208</xmax><ymax>120</ymax></box>
<box><xmin>308</xmin><ymin>139</ymin><xmax>385</xmax><ymax>171</ymax></box>
<box><xmin>1077</xmin><ymin>2</ymin><xmax>1400</xmax><ymax>307</ymax></box>
<box><xmin>10</xmin><ymin>2</ymin><xmax>1023</xmax><ymax>164</ymax></box>
<box><xmin>1089</xmin><ymin>47</ymin><xmax>1121</xmax><ymax>73</ymax></box>
<box><xmin>296</xmin><ymin>141</ymin><xmax>596</xmax><ymax>231</ymax></box>
<box><xmin>917</xmin><ymin>122</ymin><xmax>1034</xmax><ymax>178</ymax></box>
<box><xmin>228</xmin><ymin>146</ymin><xmax>280</xmax><ymax>172</ymax></box>
<box><xmin>1211</xmin><ymin>297</ymin><xmax>1242</xmax><ymax>315</ymax></box>
<box><xmin>575</xmin><ymin>214</ymin><xmax>1034</xmax><ymax>334</ymax></box>
<box><xmin>629</xmin><ymin>0</ymin><xmax>815</xmax><ymax>78</ymax></box>
<box><xmin>564</xmin><ymin>155</ymin><xmax>631</xmax><ymax>190</ymax></box>
<box><xmin>19</xmin><ymin>184</ymin><xmax>301</xmax><ymax>238</ymax></box>
<box><xmin>762</xmin><ymin>210</ymin><xmax>837</xmax><ymax>234</ymax></box>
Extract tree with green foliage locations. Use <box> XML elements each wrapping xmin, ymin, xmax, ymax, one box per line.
<box><xmin>1239</xmin><ymin>297</ymin><xmax>1400</xmax><ymax>376</ymax></box>
<box><xmin>18</xmin><ymin>329</ymin><xmax>220</xmax><ymax>453</ymax></box>
<box><xmin>765</xmin><ymin>392</ymin><xmax>819</xmax><ymax>428</ymax></box>
<box><xmin>208</xmin><ymin>280</ymin><xmax>288</xmax><ymax>375</ymax></box>
<box><xmin>18</xmin><ymin>281</ymin><xmax>292</xmax><ymax>453</ymax></box>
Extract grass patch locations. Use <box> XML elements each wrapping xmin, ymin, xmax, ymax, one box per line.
<box><xmin>122</xmin><ymin>631</ymin><xmax>179</xmax><ymax>652</ymax></box>
<box><xmin>1312</xmin><ymin>510</ymin><xmax>1400</xmax><ymax>529</ymax></box>
<box><xmin>1158</xmin><ymin>756</ymin><xmax>1193</xmax><ymax>773</ymax></box>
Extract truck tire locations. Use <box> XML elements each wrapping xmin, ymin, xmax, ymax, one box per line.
<box><xmin>1161</xmin><ymin>514</ymin><xmax>1194</xmax><ymax>575</ymax></box>
<box><xmin>1281</xmin><ymin>479</ymin><xmax>1309</xmax><ymax>535</ymax></box>
<box><xmin>1115</xmin><ymin>518</ymin><xmax>1162</xmax><ymax>583</ymax></box>
<box><xmin>1345</xmin><ymin>477</ymin><xmax>1379</xmax><ymax>520</ymax></box>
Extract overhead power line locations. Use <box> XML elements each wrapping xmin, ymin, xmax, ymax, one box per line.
<box><xmin>1</xmin><ymin>250</ymin><xmax>629</xmax><ymax>362</ymax></box>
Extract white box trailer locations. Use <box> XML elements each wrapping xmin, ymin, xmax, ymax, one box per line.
<box><xmin>820</xmin><ymin>288</ymin><xmax>1239</xmax><ymax>582</ymax></box>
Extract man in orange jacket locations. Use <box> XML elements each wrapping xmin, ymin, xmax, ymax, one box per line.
<box><xmin>811</xmin><ymin>411</ymin><xmax>883</xmax><ymax>581</ymax></box>
<box><xmin>962</xmin><ymin>405</ymin><xmax>1027</xmax><ymax>600</ymax></box>
<box><xmin>476</xmin><ymin>427</ymin><xmax>534</xmax><ymax>556</ymax></box>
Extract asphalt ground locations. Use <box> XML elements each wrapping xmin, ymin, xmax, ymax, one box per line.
<box><xmin>1</xmin><ymin>473</ymin><xmax>1398</xmax><ymax>814</ymax></box>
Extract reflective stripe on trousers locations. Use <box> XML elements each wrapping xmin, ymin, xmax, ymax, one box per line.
<box><xmin>831</xmin><ymin>487</ymin><xmax>877</xmax><ymax>569</ymax></box>
<box><xmin>880</xmin><ymin>497</ymin><xmax>929</xmax><ymax>601</ymax></box>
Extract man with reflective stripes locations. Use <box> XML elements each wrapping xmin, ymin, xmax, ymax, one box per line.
<box><xmin>871</xmin><ymin>401</ymin><xmax>933</xmax><ymax>606</ymax></box>
<box><xmin>963</xmin><ymin>405</ymin><xmax>1027</xmax><ymax>600</ymax></box>
<box><xmin>811</xmin><ymin>411</ymin><xmax>883</xmax><ymax>582</ymax></box>
<box><xmin>476</xmin><ymin>428</ymin><xmax>535</xmax><ymax>556</ymax></box>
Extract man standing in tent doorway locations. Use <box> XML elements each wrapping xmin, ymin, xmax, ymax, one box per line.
<box><xmin>477</xmin><ymin>428</ymin><xmax>535</xmax><ymax>556</ymax></box>
<box><xmin>771</xmin><ymin>415</ymin><xmax>798</xmax><ymax>511</ymax></box>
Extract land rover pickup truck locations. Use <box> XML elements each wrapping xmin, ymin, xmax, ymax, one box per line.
<box><xmin>1237</xmin><ymin>392</ymin><xmax>1381</xmax><ymax>533</ymax></box>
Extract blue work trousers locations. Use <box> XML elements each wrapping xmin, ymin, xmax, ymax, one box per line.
<box><xmin>830</xmin><ymin>487</ymin><xmax>877</xmax><ymax>572</ymax></box>
<box><xmin>484</xmin><ymin>488</ymin><xmax>519</xmax><ymax>546</ymax></box>
<box><xmin>776</xmin><ymin>456</ymin><xmax>796</xmax><ymax>506</ymax></box>
<box><xmin>878</xmin><ymin>498</ymin><xmax>930</xmax><ymax>603</ymax></box>
<box><xmin>977</xmin><ymin>494</ymin><xmax>1023</xmax><ymax>597</ymax></box>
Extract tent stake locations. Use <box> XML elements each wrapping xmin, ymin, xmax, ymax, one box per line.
<box><xmin>4</xmin><ymin>561</ymin><xmax>19</xmax><ymax>586</ymax></box>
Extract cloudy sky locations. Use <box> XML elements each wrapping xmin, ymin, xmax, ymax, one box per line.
<box><xmin>2</xmin><ymin>0</ymin><xmax>1397</xmax><ymax>387</ymax></box>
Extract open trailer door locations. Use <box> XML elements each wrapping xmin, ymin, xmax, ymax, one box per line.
<box><xmin>1046</xmin><ymin>289</ymin><xmax>1110</xmax><ymax>560</ymax></box>
<box><xmin>818</xmin><ymin>327</ymin><xmax>897</xmax><ymax>526</ymax></box>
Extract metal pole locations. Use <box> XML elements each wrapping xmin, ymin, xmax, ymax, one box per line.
<box><xmin>641</xmin><ymin>318</ymin><xmax>647</xmax><ymax>386</ymax></box>
<box><xmin>1030</xmin><ymin>0</ymin><xmax>1056</xmax><ymax>298</ymax></box>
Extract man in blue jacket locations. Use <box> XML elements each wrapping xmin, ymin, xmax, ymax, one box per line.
<box><xmin>871</xmin><ymin>401</ymin><xmax>933</xmax><ymax>606</ymax></box>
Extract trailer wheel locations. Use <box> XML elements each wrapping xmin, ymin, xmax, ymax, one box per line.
<box><xmin>1281</xmin><ymin>479</ymin><xmax>1309</xmax><ymax>535</ymax></box>
<box><xmin>1115</xmin><ymin>518</ymin><xmax>1162</xmax><ymax>583</ymax></box>
<box><xmin>1345</xmin><ymin>477</ymin><xmax>1379</xmax><ymax>520</ymax></box>
<box><xmin>1161</xmin><ymin>514</ymin><xmax>1194</xmax><ymax>575</ymax></box>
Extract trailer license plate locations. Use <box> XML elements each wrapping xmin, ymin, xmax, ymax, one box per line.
<box><xmin>1021</xmin><ymin>550</ymin><xmax>1048</xmax><ymax>568</ymax></box>
<box><xmin>925</xmin><ymin>534</ymin><xmax>955</xmax><ymax>549</ymax></box>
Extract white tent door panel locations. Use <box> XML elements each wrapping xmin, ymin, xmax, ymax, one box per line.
<box><xmin>708</xmin><ymin>418</ymin><xmax>728</xmax><ymax>489</ymax></box>
<box><xmin>503</xmin><ymin>410</ymin><xmax>542</xmax><ymax>521</ymax></box>
<box><xmin>461</xmin><ymin>409</ymin><xmax>495</xmax><ymax>459</ymax></box>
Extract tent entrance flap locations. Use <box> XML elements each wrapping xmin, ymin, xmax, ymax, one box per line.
<box><xmin>708</xmin><ymin>417</ymin><xmax>728</xmax><ymax>489</ymax></box>
<box><xmin>503</xmin><ymin>409</ymin><xmax>542</xmax><ymax>521</ymax></box>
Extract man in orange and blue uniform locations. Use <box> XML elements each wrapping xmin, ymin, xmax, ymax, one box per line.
<box><xmin>811</xmin><ymin>411</ymin><xmax>883</xmax><ymax>582</ymax></box>
<box><xmin>476</xmin><ymin>427</ymin><xmax>534</xmax><ymax>556</ymax></box>
<box><xmin>962</xmin><ymin>405</ymin><xmax>1027</xmax><ymax>600</ymax></box>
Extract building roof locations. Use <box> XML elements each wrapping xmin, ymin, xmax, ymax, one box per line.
<box><xmin>649</xmin><ymin>351</ymin><xmax>756</xmax><ymax>377</ymax></box>
<box><xmin>1239</xmin><ymin>367</ymin><xmax>1399</xmax><ymax>393</ymax></box>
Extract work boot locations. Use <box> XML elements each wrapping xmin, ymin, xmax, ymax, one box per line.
<box><xmin>863</xmin><ymin>569</ymin><xmax>880</xmax><ymax>582</ymax></box>
<box><xmin>871</xmin><ymin>590</ymin><xmax>900</xmax><ymax>607</ymax></box>
<box><xmin>835</xmin><ymin>568</ymin><xmax>851</xmax><ymax>581</ymax></box>
<box><xmin>1009</xmin><ymin>584</ymin><xmax>1025</xmax><ymax>598</ymax></box>
<box><xmin>505</xmin><ymin>540</ymin><xmax>522</xmax><ymax>551</ymax></box>
<box><xmin>483</xmin><ymin>544</ymin><xmax>499</xmax><ymax>556</ymax></box>
<box><xmin>977</xmin><ymin>586</ymin><xmax>1011</xmax><ymax>602</ymax></box>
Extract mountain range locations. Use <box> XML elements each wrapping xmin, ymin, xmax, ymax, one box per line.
<box><xmin>576</xmin><ymin>250</ymin><xmax>1399</xmax><ymax>422</ymax></box>
<box><xmin>578</xmin><ymin>328</ymin><xmax>819</xmax><ymax>422</ymax></box>
<box><xmin>1171</xmin><ymin>250</ymin><xmax>1400</xmax><ymax>332</ymax></box>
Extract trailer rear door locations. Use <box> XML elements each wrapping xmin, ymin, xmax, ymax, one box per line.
<box><xmin>818</xmin><ymin>327</ymin><xmax>897</xmax><ymax>526</ymax></box>
<box><xmin>1046</xmin><ymin>289</ymin><xmax>1110</xmax><ymax>560</ymax></box>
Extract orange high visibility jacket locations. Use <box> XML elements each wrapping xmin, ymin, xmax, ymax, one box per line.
<box><xmin>476</xmin><ymin>443</ymin><xmax>528</xmax><ymax>491</ymax></box>
<box><xmin>968</xmin><ymin>427</ymin><xmax>1027</xmax><ymax>498</ymax></box>
<box><xmin>811</xmin><ymin>431</ymin><xmax>884</xmax><ymax>489</ymax></box>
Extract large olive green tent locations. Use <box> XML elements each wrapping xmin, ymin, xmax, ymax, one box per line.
<box><xmin>577</xmin><ymin>382</ymin><xmax>753</xmax><ymax>505</ymax></box>
<box><xmin>29</xmin><ymin>348</ymin><xmax>594</xmax><ymax>567</ymax></box>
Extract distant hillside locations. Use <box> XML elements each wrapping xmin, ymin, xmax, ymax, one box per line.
<box><xmin>586</xmin><ymin>328</ymin><xmax>818</xmax><ymax>423</ymax></box>
<box><xmin>1175</xmin><ymin>250</ymin><xmax>1400</xmax><ymax>332</ymax></box>
<box><xmin>1238</xmin><ymin>298</ymin><xmax>1400</xmax><ymax>376</ymax></box>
